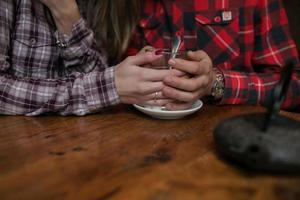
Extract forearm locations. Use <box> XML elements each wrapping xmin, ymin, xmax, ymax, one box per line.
<box><xmin>218</xmin><ymin>68</ymin><xmax>300</xmax><ymax>110</ymax></box>
<box><xmin>0</xmin><ymin>68</ymin><xmax>120</xmax><ymax>116</ymax></box>
<box><xmin>51</xmin><ymin>7</ymin><xmax>80</xmax><ymax>34</ymax></box>
<box><xmin>40</xmin><ymin>0</ymin><xmax>81</xmax><ymax>35</ymax></box>
<box><xmin>55</xmin><ymin>18</ymin><xmax>107</xmax><ymax>73</ymax></box>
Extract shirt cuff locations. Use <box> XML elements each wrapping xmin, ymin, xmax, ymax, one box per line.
<box><xmin>54</xmin><ymin>18</ymin><xmax>94</xmax><ymax>60</ymax></box>
<box><xmin>84</xmin><ymin>66</ymin><xmax>121</xmax><ymax>112</ymax></box>
<box><xmin>104</xmin><ymin>66</ymin><xmax>121</xmax><ymax>105</ymax></box>
<box><xmin>216</xmin><ymin>69</ymin><xmax>251</xmax><ymax>105</ymax></box>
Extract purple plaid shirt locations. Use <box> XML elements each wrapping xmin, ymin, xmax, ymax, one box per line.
<box><xmin>0</xmin><ymin>0</ymin><xmax>120</xmax><ymax>116</ymax></box>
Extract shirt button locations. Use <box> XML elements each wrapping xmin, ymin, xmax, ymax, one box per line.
<box><xmin>176</xmin><ymin>30</ymin><xmax>183</xmax><ymax>36</ymax></box>
<box><xmin>214</xmin><ymin>16</ymin><xmax>222</xmax><ymax>23</ymax></box>
<box><xmin>29</xmin><ymin>38</ymin><xmax>37</xmax><ymax>45</ymax></box>
<box><xmin>56</xmin><ymin>40</ymin><xmax>67</xmax><ymax>48</ymax></box>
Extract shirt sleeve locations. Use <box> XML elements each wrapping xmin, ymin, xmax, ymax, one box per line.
<box><xmin>0</xmin><ymin>68</ymin><xmax>120</xmax><ymax>116</ymax></box>
<box><xmin>0</xmin><ymin>0</ymin><xmax>13</xmax><ymax>72</ymax></box>
<box><xmin>127</xmin><ymin>27</ymin><xmax>145</xmax><ymax>56</ymax></box>
<box><xmin>54</xmin><ymin>18</ymin><xmax>108</xmax><ymax>74</ymax></box>
<box><xmin>0</xmin><ymin>0</ymin><xmax>120</xmax><ymax>116</ymax></box>
<box><xmin>219</xmin><ymin>0</ymin><xmax>300</xmax><ymax>110</ymax></box>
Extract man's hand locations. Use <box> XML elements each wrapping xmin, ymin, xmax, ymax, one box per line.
<box><xmin>162</xmin><ymin>50</ymin><xmax>216</xmax><ymax>110</ymax></box>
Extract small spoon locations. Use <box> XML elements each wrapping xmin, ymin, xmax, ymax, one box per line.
<box><xmin>169</xmin><ymin>35</ymin><xmax>181</xmax><ymax>69</ymax></box>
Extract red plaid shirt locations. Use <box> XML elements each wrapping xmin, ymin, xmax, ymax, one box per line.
<box><xmin>129</xmin><ymin>0</ymin><xmax>300</xmax><ymax>110</ymax></box>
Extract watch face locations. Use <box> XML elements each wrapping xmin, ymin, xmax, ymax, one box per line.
<box><xmin>211</xmin><ymin>71</ymin><xmax>225</xmax><ymax>99</ymax></box>
<box><xmin>211</xmin><ymin>68</ymin><xmax>225</xmax><ymax>99</ymax></box>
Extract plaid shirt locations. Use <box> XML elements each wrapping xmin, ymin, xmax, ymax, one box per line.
<box><xmin>0</xmin><ymin>0</ymin><xmax>119</xmax><ymax>116</ymax></box>
<box><xmin>129</xmin><ymin>0</ymin><xmax>300</xmax><ymax>110</ymax></box>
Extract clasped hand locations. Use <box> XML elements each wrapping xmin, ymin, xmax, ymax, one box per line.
<box><xmin>115</xmin><ymin>48</ymin><xmax>215</xmax><ymax>110</ymax></box>
<box><xmin>163</xmin><ymin>50</ymin><xmax>215</xmax><ymax>110</ymax></box>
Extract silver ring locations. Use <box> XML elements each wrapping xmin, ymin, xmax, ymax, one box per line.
<box><xmin>154</xmin><ymin>91</ymin><xmax>158</xmax><ymax>102</ymax></box>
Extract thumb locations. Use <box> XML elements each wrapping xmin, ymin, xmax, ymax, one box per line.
<box><xmin>187</xmin><ymin>50</ymin><xmax>208</xmax><ymax>62</ymax></box>
<box><xmin>126</xmin><ymin>52</ymin><xmax>162</xmax><ymax>66</ymax></box>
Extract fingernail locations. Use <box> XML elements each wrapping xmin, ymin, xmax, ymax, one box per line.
<box><xmin>187</xmin><ymin>50</ymin><xmax>193</xmax><ymax>56</ymax></box>
<box><xmin>155</xmin><ymin>49</ymin><xmax>163</xmax><ymax>55</ymax></box>
<box><xmin>145</xmin><ymin>47</ymin><xmax>155</xmax><ymax>52</ymax></box>
<box><xmin>168</xmin><ymin>59</ymin><xmax>176</xmax><ymax>65</ymax></box>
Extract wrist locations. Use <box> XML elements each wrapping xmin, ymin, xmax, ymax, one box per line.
<box><xmin>50</xmin><ymin>4</ymin><xmax>81</xmax><ymax>34</ymax></box>
<box><xmin>48</xmin><ymin>1</ymin><xmax>80</xmax><ymax>17</ymax></box>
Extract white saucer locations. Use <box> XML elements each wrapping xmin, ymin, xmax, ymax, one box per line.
<box><xmin>133</xmin><ymin>100</ymin><xmax>203</xmax><ymax>120</ymax></box>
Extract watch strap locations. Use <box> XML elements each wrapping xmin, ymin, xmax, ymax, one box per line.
<box><xmin>211</xmin><ymin>68</ymin><xmax>225</xmax><ymax>100</ymax></box>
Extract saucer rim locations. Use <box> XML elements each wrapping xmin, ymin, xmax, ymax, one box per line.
<box><xmin>133</xmin><ymin>99</ymin><xmax>203</xmax><ymax>115</ymax></box>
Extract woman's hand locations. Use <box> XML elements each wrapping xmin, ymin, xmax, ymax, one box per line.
<box><xmin>162</xmin><ymin>50</ymin><xmax>216</xmax><ymax>110</ymax></box>
<box><xmin>38</xmin><ymin>0</ymin><xmax>81</xmax><ymax>34</ymax></box>
<box><xmin>115</xmin><ymin>52</ymin><xmax>174</xmax><ymax>106</ymax></box>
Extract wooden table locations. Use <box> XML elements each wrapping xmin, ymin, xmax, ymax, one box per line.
<box><xmin>0</xmin><ymin>104</ymin><xmax>300</xmax><ymax>200</ymax></box>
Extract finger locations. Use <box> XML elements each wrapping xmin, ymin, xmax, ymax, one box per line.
<box><xmin>137</xmin><ymin>82</ymin><xmax>165</xmax><ymax>95</ymax></box>
<box><xmin>126</xmin><ymin>52</ymin><xmax>162</xmax><ymax>66</ymax></box>
<box><xmin>140</xmin><ymin>68</ymin><xmax>172</xmax><ymax>81</ymax></box>
<box><xmin>143</xmin><ymin>99</ymin><xmax>174</xmax><ymax>107</ymax></box>
<box><xmin>164</xmin><ymin>75</ymin><xmax>209</xmax><ymax>92</ymax></box>
<box><xmin>142</xmin><ymin>64</ymin><xmax>153</xmax><ymax>68</ymax></box>
<box><xmin>162</xmin><ymin>86</ymin><xmax>202</xmax><ymax>102</ymax></box>
<box><xmin>186</xmin><ymin>50</ymin><xmax>209</xmax><ymax>62</ymax></box>
<box><xmin>165</xmin><ymin>101</ymin><xmax>194</xmax><ymax>111</ymax></box>
<box><xmin>170</xmin><ymin>69</ymin><xmax>187</xmax><ymax>77</ymax></box>
<box><xmin>140</xmin><ymin>90</ymin><xmax>166</xmax><ymax>100</ymax></box>
<box><xmin>138</xmin><ymin>46</ymin><xmax>156</xmax><ymax>54</ymax></box>
<box><xmin>168</xmin><ymin>58</ymin><xmax>209</xmax><ymax>75</ymax></box>
<box><xmin>141</xmin><ymin>68</ymin><xmax>187</xmax><ymax>80</ymax></box>
<box><xmin>121</xmin><ymin>90</ymin><xmax>166</xmax><ymax>105</ymax></box>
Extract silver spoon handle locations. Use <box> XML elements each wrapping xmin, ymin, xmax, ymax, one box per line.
<box><xmin>170</xmin><ymin>35</ymin><xmax>181</xmax><ymax>69</ymax></box>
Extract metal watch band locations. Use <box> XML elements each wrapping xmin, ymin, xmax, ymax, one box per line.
<box><xmin>211</xmin><ymin>68</ymin><xmax>225</xmax><ymax>100</ymax></box>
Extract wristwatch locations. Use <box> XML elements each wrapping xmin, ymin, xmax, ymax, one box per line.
<box><xmin>211</xmin><ymin>68</ymin><xmax>225</xmax><ymax>100</ymax></box>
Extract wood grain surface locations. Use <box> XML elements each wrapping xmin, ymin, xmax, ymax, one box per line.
<box><xmin>0</xmin><ymin>104</ymin><xmax>300</xmax><ymax>200</ymax></box>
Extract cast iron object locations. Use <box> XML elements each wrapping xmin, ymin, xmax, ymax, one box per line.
<box><xmin>214</xmin><ymin>61</ymin><xmax>300</xmax><ymax>173</ymax></box>
<box><xmin>214</xmin><ymin>113</ymin><xmax>300</xmax><ymax>173</ymax></box>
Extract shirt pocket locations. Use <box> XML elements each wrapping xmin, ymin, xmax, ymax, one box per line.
<box><xmin>138</xmin><ymin>14</ymin><xmax>171</xmax><ymax>49</ymax></box>
<box><xmin>11</xmin><ymin>21</ymin><xmax>58</xmax><ymax>78</ymax></box>
<box><xmin>195</xmin><ymin>9</ymin><xmax>240</xmax><ymax>65</ymax></box>
<box><xmin>13</xmin><ymin>18</ymin><xmax>55</xmax><ymax>48</ymax></box>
